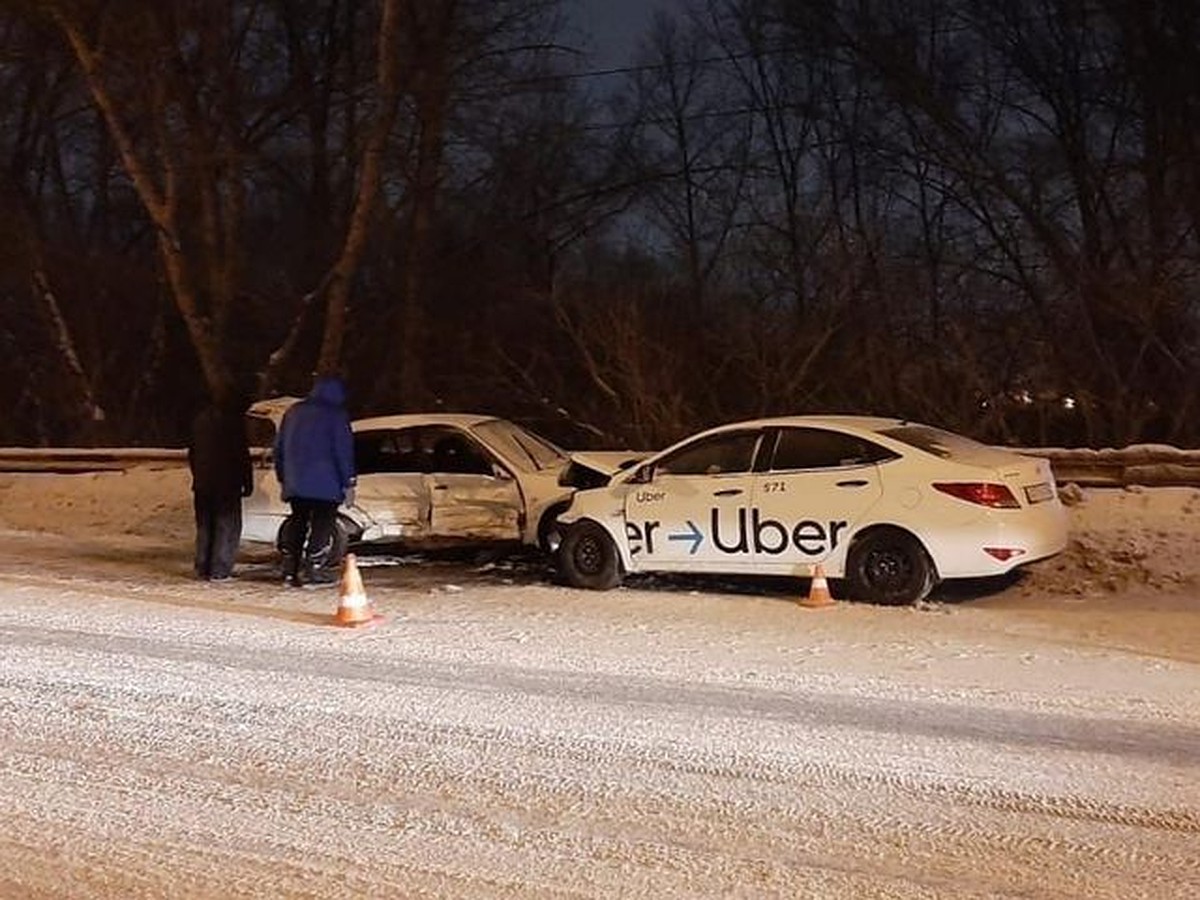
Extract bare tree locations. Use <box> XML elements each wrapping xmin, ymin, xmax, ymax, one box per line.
<box><xmin>624</xmin><ymin>11</ymin><xmax>750</xmax><ymax>309</ymax></box>
<box><xmin>44</xmin><ymin>0</ymin><xmax>411</xmax><ymax>397</ymax></box>
<box><xmin>48</xmin><ymin>0</ymin><xmax>262</xmax><ymax>401</ymax></box>
<box><xmin>315</xmin><ymin>0</ymin><xmax>402</xmax><ymax>376</ymax></box>
<box><xmin>0</xmin><ymin>16</ymin><xmax>104</xmax><ymax>438</ymax></box>
<box><xmin>793</xmin><ymin>0</ymin><xmax>1200</xmax><ymax>443</ymax></box>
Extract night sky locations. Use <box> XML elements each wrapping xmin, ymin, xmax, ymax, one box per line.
<box><xmin>569</xmin><ymin>0</ymin><xmax>683</xmax><ymax>67</ymax></box>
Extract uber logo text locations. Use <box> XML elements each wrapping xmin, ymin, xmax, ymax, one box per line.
<box><xmin>626</xmin><ymin>507</ymin><xmax>848</xmax><ymax>556</ymax></box>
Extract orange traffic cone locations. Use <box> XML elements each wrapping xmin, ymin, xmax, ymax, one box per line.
<box><xmin>334</xmin><ymin>553</ymin><xmax>378</xmax><ymax>627</ymax></box>
<box><xmin>798</xmin><ymin>563</ymin><xmax>836</xmax><ymax>609</ymax></box>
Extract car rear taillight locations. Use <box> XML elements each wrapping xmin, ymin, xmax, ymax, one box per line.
<box><xmin>932</xmin><ymin>482</ymin><xmax>1021</xmax><ymax>508</ymax></box>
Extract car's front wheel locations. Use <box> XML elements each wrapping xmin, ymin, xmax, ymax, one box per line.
<box><xmin>844</xmin><ymin>527</ymin><xmax>936</xmax><ymax>605</ymax></box>
<box><xmin>557</xmin><ymin>520</ymin><xmax>622</xmax><ymax>590</ymax></box>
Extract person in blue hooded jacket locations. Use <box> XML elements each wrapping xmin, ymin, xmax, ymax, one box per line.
<box><xmin>273</xmin><ymin>375</ymin><xmax>356</xmax><ymax>586</ymax></box>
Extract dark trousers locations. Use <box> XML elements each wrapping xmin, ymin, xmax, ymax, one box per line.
<box><xmin>194</xmin><ymin>492</ymin><xmax>243</xmax><ymax>579</ymax></box>
<box><xmin>281</xmin><ymin>498</ymin><xmax>339</xmax><ymax>577</ymax></box>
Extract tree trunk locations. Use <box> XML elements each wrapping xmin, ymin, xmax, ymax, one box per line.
<box><xmin>393</xmin><ymin>0</ymin><xmax>456</xmax><ymax>409</ymax></box>
<box><xmin>55</xmin><ymin>11</ymin><xmax>233</xmax><ymax>401</ymax></box>
<box><xmin>316</xmin><ymin>0</ymin><xmax>403</xmax><ymax>377</ymax></box>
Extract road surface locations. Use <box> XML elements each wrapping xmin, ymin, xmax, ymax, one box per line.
<box><xmin>0</xmin><ymin>533</ymin><xmax>1197</xmax><ymax>898</ymax></box>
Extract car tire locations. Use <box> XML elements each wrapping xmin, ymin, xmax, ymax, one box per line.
<box><xmin>557</xmin><ymin>520</ymin><xmax>622</xmax><ymax>590</ymax></box>
<box><xmin>329</xmin><ymin>515</ymin><xmax>353</xmax><ymax>567</ymax></box>
<box><xmin>276</xmin><ymin>513</ymin><xmax>354</xmax><ymax>570</ymax></box>
<box><xmin>844</xmin><ymin>527</ymin><xmax>936</xmax><ymax>605</ymax></box>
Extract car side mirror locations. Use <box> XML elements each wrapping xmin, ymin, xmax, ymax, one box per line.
<box><xmin>629</xmin><ymin>464</ymin><xmax>654</xmax><ymax>484</ymax></box>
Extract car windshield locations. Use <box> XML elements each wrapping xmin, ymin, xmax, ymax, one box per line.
<box><xmin>473</xmin><ymin>419</ymin><xmax>567</xmax><ymax>472</ymax></box>
<box><xmin>878</xmin><ymin>424</ymin><xmax>992</xmax><ymax>461</ymax></box>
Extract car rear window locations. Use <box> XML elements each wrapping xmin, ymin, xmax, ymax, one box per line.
<box><xmin>879</xmin><ymin>425</ymin><xmax>992</xmax><ymax>461</ymax></box>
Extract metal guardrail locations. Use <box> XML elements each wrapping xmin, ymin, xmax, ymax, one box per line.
<box><xmin>1014</xmin><ymin>446</ymin><xmax>1200</xmax><ymax>488</ymax></box>
<box><xmin>0</xmin><ymin>448</ymin><xmax>266</xmax><ymax>473</ymax></box>
<box><xmin>0</xmin><ymin>445</ymin><xmax>1198</xmax><ymax>485</ymax></box>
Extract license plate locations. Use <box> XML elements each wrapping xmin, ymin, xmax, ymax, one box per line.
<box><xmin>1024</xmin><ymin>482</ymin><xmax>1054</xmax><ymax>504</ymax></box>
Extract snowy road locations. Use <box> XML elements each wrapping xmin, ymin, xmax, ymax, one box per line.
<box><xmin>0</xmin><ymin>535</ymin><xmax>1198</xmax><ymax>899</ymax></box>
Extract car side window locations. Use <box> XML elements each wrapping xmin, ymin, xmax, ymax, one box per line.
<box><xmin>655</xmin><ymin>431</ymin><xmax>761</xmax><ymax>476</ymax></box>
<box><xmin>767</xmin><ymin>427</ymin><xmax>895</xmax><ymax>471</ymax></box>
<box><xmin>354</xmin><ymin>429</ymin><xmax>427</xmax><ymax>474</ymax></box>
<box><xmin>426</xmin><ymin>427</ymin><xmax>495</xmax><ymax>476</ymax></box>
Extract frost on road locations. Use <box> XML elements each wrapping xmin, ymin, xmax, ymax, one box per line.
<box><xmin>0</xmin><ymin>469</ymin><xmax>1198</xmax><ymax>898</ymax></box>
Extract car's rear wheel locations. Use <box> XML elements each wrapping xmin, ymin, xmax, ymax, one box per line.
<box><xmin>329</xmin><ymin>516</ymin><xmax>353</xmax><ymax>567</ymax></box>
<box><xmin>844</xmin><ymin>527</ymin><xmax>936</xmax><ymax>605</ymax></box>
<box><xmin>276</xmin><ymin>514</ymin><xmax>354</xmax><ymax>571</ymax></box>
<box><xmin>557</xmin><ymin>520</ymin><xmax>622</xmax><ymax>590</ymax></box>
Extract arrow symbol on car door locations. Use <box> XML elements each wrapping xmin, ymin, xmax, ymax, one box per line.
<box><xmin>668</xmin><ymin>520</ymin><xmax>703</xmax><ymax>555</ymax></box>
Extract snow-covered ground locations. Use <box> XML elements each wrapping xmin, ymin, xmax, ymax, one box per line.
<box><xmin>0</xmin><ymin>465</ymin><xmax>1197</xmax><ymax>898</ymax></box>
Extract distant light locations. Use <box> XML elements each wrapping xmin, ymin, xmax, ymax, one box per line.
<box><xmin>1062</xmin><ymin>396</ymin><xmax>1076</xmax><ymax>410</ymax></box>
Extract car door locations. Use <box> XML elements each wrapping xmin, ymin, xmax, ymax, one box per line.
<box><xmin>623</xmin><ymin>429</ymin><xmax>763</xmax><ymax>573</ymax></box>
<box><xmin>423</xmin><ymin>426</ymin><xmax>522</xmax><ymax>542</ymax></box>
<box><xmin>352</xmin><ymin>428</ymin><xmax>430</xmax><ymax>541</ymax></box>
<box><xmin>749</xmin><ymin>427</ymin><xmax>891</xmax><ymax>571</ymax></box>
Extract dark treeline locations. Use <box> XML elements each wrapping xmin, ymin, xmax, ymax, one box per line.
<box><xmin>1</xmin><ymin>0</ymin><xmax>1197</xmax><ymax>451</ymax></box>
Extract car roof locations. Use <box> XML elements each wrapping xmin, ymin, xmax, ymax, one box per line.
<box><xmin>352</xmin><ymin>412</ymin><xmax>501</xmax><ymax>432</ymax></box>
<box><xmin>706</xmin><ymin>415</ymin><xmax>910</xmax><ymax>434</ymax></box>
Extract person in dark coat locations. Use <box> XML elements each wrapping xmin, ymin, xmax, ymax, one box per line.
<box><xmin>274</xmin><ymin>375</ymin><xmax>355</xmax><ymax>586</ymax></box>
<box><xmin>188</xmin><ymin>393</ymin><xmax>254</xmax><ymax>581</ymax></box>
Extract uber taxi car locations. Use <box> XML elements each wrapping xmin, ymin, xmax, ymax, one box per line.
<box><xmin>554</xmin><ymin>415</ymin><xmax>1068</xmax><ymax>604</ymax></box>
<box><xmin>242</xmin><ymin>398</ymin><xmax>644</xmax><ymax>564</ymax></box>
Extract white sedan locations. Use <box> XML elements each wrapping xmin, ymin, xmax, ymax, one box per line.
<box><xmin>242</xmin><ymin>399</ymin><xmax>644</xmax><ymax>563</ymax></box>
<box><xmin>554</xmin><ymin>415</ymin><xmax>1068</xmax><ymax>604</ymax></box>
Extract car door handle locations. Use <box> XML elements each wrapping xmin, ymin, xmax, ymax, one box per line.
<box><xmin>432</xmin><ymin>484</ymin><xmax>449</xmax><ymax>490</ymax></box>
<box><xmin>836</xmin><ymin>479</ymin><xmax>869</xmax><ymax>488</ymax></box>
<box><xmin>713</xmin><ymin>488</ymin><xmax>743</xmax><ymax>496</ymax></box>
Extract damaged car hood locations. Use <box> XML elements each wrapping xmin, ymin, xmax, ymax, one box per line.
<box><xmin>558</xmin><ymin>449</ymin><xmax>650</xmax><ymax>490</ymax></box>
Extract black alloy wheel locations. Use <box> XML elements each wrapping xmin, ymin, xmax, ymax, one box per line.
<box><xmin>845</xmin><ymin>527</ymin><xmax>936</xmax><ymax>605</ymax></box>
<box><xmin>557</xmin><ymin>520</ymin><xmax>622</xmax><ymax>590</ymax></box>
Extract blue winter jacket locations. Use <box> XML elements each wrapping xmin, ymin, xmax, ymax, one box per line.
<box><xmin>274</xmin><ymin>377</ymin><xmax>356</xmax><ymax>503</ymax></box>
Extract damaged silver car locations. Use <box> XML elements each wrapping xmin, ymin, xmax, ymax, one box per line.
<box><xmin>241</xmin><ymin>398</ymin><xmax>645</xmax><ymax>564</ymax></box>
